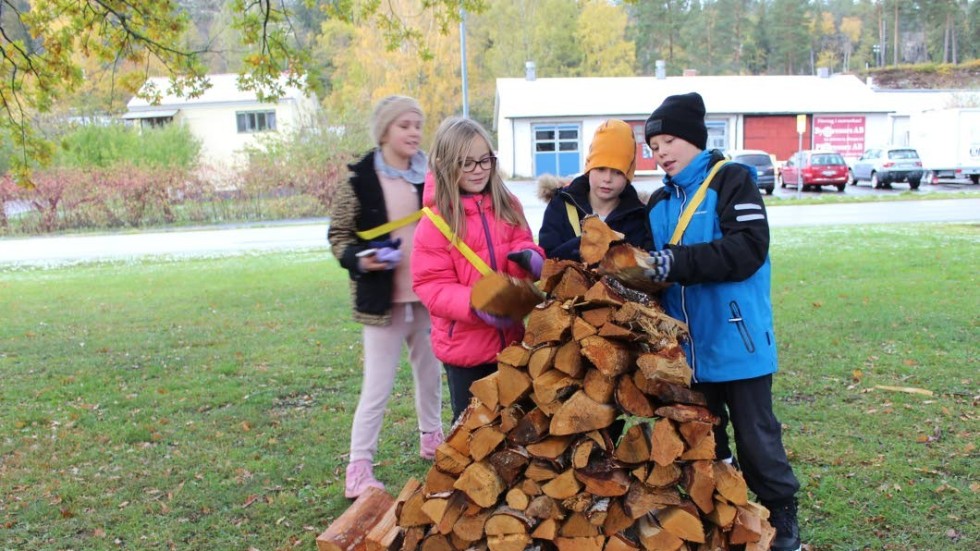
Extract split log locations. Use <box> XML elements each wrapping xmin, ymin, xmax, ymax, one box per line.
<box><xmin>454</xmin><ymin>460</ymin><xmax>505</xmax><ymax>508</ymax></box>
<box><xmin>554</xmin><ymin>340</ymin><xmax>586</xmax><ymax>378</ymax></box>
<box><xmin>706</xmin><ymin>497</ymin><xmax>738</xmax><ymax>530</ymax></box>
<box><xmin>531</xmin><ymin>517</ymin><xmax>559</xmax><ymax>539</ymax></box>
<box><xmin>580</xmin><ymin>335</ymin><xmax>632</xmax><ymax>378</ymax></box>
<box><xmin>580</xmin><ymin>306</ymin><xmax>614</xmax><ymax>328</ymax></box>
<box><xmin>470</xmin><ymin>426</ymin><xmax>506</xmax><ymax>462</ymax></box>
<box><xmin>712</xmin><ymin>462</ymin><xmax>749</xmax><ymax>506</ymax></box>
<box><xmin>614</xmin><ymin>423</ymin><xmax>651</xmax><ymax>465</ymax></box>
<box><xmin>524</xmin><ymin>301</ymin><xmax>574</xmax><ymax>346</ymax></box>
<box><xmin>573</xmin><ymin>461</ymin><xmax>631</xmax><ymax>497</ymax></box>
<box><xmin>654</xmin><ymin>404</ymin><xmax>718</xmax><ymax>425</ymax></box>
<box><xmin>470</xmin><ymin>271</ymin><xmax>543</xmax><ymax>321</ymax></box>
<box><xmin>498</xmin><ymin>344</ymin><xmax>531</xmax><ymax>367</ymax></box>
<box><xmin>507</xmin><ymin>407</ymin><xmax>551</xmax><ymax>446</ymax></box>
<box><xmin>623</xmin><ymin>481</ymin><xmax>681</xmax><ymax>519</ymax></box>
<box><xmin>489</xmin><ymin>448</ymin><xmax>529</xmax><ymax>486</ymax></box>
<box><xmin>541</xmin><ymin>469</ymin><xmax>582</xmax><ymax>499</ymax></box>
<box><xmin>317</xmin><ymin>486</ymin><xmax>394</xmax><ymax>551</ymax></box>
<box><xmin>657</xmin><ymin>504</ymin><xmax>706</xmax><ymax>543</ymax></box>
<box><xmin>552</xmin><ymin>266</ymin><xmax>594</xmax><ymax>301</ymax></box>
<box><xmin>598</xmin><ymin>243</ymin><xmax>670</xmax><ymax>295</ymax></box>
<box><xmin>528</xmin><ymin>345</ymin><xmax>558</xmax><ymax>379</ymax></box>
<box><xmin>636</xmin><ymin>515</ymin><xmax>684</xmax><ymax>551</ymax></box>
<box><xmin>496</xmin><ymin>363</ymin><xmax>532</xmax><ymax>407</ymax></box>
<box><xmin>582</xmin><ymin>369</ymin><xmax>617</xmax><ymax>404</ymax></box>
<box><xmin>581</xmin><ymin>279</ymin><xmax>626</xmax><ymax>307</ymax></box>
<box><xmin>636</xmin><ymin>346</ymin><xmax>692</xmax><ymax>387</ymax></box>
<box><xmin>650</xmin><ymin>419</ymin><xmax>685</xmax><ymax>467</ymax></box>
<box><xmin>550</xmin><ymin>390</ymin><xmax>618</xmax><ymax>436</ymax></box>
<box><xmin>470</xmin><ymin>372</ymin><xmax>500</xmax><ymax>411</ymax></box>
<box><xmin>555</xmin><ymin>536</ymin><xmax>605</xmax><ymax>551</ymax></box>
<box><xmin>645</xmin><ymin>462</ymin><xmax>683</xmax><ymax>488</ymax></box>
<box><xmin>684</xmin><ymin>460</ymin><xmax>716</xmax><ymax>514</ymax></box>
<box><xmin>614</xmin><ymin>375</ymin><xmax>655</xmax><ymax>417</ymax></box>
<box><xmin>396</xmin><ymin>487</ymin><xmax>431</xmax><ymax>527</ymax></box>
<box><xmin>539</xmin><ymin>259</ymin><xmax>581</xmax><ymax>293</ymax></box>
<box><xmin>526</xmin><ymin>435</ymin><xmax>574</xmax><ymax>461</ymax></box>
<box><xmin>580</xmin><ymin>215</ymin><xmax>625</xmax><ymax>265</ymax></box>
<box><xmin>485</xmin><ymin>510</ymin><xmax>533</xmax><ymax>551</ymax></box>
<box><xmin>453</xmin><ymin>509</ymin><xmax>491</xmax><ymax>543</ymax></box>
<box><xmin>366</xmin><ymin>479</ymin><xmax>420</xmax><ymax>551</ymax></box>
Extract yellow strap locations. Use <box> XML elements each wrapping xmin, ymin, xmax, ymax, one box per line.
<box><xmin>421</xmin><ymin>207</ymin><xmax>492</xmax><ymax>276</ymax></box>
<box><xmin>565</xmin><ymin>201</ymin><xmax>581</xmax><ymax>237</ymax></box>
<box><xmin>669</xmin><ymin>161</ymin><xmax>730</xmax><ymax>245</ymax></box>
<box><xmin>355</xmin><ymin>210</ymin><xmax>423</xmax><ymax>241</ymax></box>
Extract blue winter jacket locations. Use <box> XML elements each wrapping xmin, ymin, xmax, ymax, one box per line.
<box><xmin>539</xmin><ymin>174</ymin><xmax>652</xmax><ymax>261</ymax></box>
<box><xmin>646</xmin><ymin>150</ymin><xmax>777</xmax><ymax>383</ymax></box>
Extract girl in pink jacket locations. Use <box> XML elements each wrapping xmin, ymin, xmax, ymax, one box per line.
<box><xmin>412</xmin><ymin>117</ymin><xmax>545</xmax><ymax>422</ymax></box>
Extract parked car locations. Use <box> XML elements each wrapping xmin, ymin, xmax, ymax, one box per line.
<box><xmin>850</xmin><ymin>146</ymin><xmax>924</xmax><ymax>190</ymax></box>
<box><xmin>726</xmin><ymin>149</ymin><xmax>776</xmax><ymax>195</ymax></box>
<box><xmin>779</xmin><ymin>150</ymin><xmax>849</xmax><ymax>192</ymax></box>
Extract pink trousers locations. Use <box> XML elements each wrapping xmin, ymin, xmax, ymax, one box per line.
<box><xmin>349</xmin><ymin>302</ymin><xmax>442</xmax><ymax>462</ymax></box>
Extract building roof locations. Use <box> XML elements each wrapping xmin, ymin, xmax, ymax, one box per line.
<box><xmin>126</xmin><ymin>73</ymin><xmax>308</xmax><ymax>110</ymax></box>
<box><xmin>496</xmin><ymin>74</ymin><xmax>893</xmax><ymax>120</ymax></box>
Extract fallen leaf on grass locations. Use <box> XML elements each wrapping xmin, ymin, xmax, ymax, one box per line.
<box><xmin>243</xmin><ymin>494</ymin><xmax>260</xmax><ymax>508</ymax></box>
<box><xmin>874</xmin><ymin>384</ymin><xmax>933</xmax><ymax>396</ymax></box>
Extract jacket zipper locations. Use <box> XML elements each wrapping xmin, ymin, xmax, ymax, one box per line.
<box><xmin>476</xmin><ymin>198</ymin><xmax>506</xmax><ymax>349</ymax></box>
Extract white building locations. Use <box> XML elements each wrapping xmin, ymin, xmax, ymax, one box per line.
<box><xmin>493</xmin><ymin>73</ymin><xmax>966</xmax><ymax>179</ymax></box>
<box><xmin>123</xmin><ymin>73</ymin><xmax>319</xmax><ymax>168</ymax></box>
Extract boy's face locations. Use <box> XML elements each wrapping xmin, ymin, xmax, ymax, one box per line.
<box><xmin>647</xmin><ymin>134</ymin><xmax>701</xmax><ymax>177</ymax></box>
<box><xmin>588</xmin><ymin>167</ymin><xmax>628</xmax><ymax>203</ymax></box>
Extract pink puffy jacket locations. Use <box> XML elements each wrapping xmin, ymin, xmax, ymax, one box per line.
<box><xmin>412</xmin><ymin>176</ymin><xmax>544</xmax><ymax>367</ymax></box>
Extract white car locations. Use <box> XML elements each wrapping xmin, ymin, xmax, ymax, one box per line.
<box><xmin>850</xmin><ymin>147</ymin><xmax>924</xmax><ymax>190</ymax></box>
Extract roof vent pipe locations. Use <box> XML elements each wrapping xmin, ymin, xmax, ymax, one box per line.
<box><xmin>655</xmin><ymin>60</ymin><xmax>666</xmax><ymax>79</ymax></box>
<box><xmin>525</xmin><ymin>61</ymin><xmax>536</xmax><ymax>81</ymax></box>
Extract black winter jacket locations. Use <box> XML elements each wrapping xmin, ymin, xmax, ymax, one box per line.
<box><xmin>538</xmin><ymin>174</ymin><xmax>652</xmax><ymax>261</ymax></box>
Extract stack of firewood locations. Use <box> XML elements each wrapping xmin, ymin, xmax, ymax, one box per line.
<box><xmin>319</xmin><ymin>218</ymin><xmax>775</xmax><ymax>551</ymax></box>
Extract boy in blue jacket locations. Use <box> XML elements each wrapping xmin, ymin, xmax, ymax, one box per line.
<box><xmin>538</xmin><ymin>119</ymin><xmax>651</xmax><ymax>260</ymax></box>
<box><xmin>643</xmin><ymin>92</ymin><xmax>801</xmax><ymax>551</ymax></box>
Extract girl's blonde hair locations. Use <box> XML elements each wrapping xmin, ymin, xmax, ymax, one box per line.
<box><xmin>429</xmin><ymin>117</ymin><xmax>527</xmax><ymax>241</ymax></box>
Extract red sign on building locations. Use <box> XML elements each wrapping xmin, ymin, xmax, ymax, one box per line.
<box><xmin>812</xmin><ymin>116</ymin><xmax>866</xmax><ymax>156</ymax></box>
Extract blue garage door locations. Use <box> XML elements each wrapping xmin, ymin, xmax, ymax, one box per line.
<box><xmin>534</xmin><ymin>124</ymin><xmax>580</xmax><ymax>177</ymax></box>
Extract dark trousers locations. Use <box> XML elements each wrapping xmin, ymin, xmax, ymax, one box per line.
<box><xmin>693</xmin><ymin>374</ymin><xmax>800</xmax><ymax>505</ymax></box>
<box><xmin>444</xmin><ymin>362</ymin><xmax>497</xmax><ymax>423</ymax></box>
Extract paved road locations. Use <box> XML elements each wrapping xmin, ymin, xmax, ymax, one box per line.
<box><xmin>1</xmin><ymin>188</ymin><xmax>977</xmax><ymax>268</ymax></box>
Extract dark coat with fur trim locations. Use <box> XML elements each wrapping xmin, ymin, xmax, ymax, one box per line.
<box><xmin>537</xmin><ymin>174</ymin><xmax>651</xmax><ymax>261</ymax></box>
<box><xmin>327</xmin><ymin>151</ymin><xmax>425</xmax><ymax>325</ymax></box>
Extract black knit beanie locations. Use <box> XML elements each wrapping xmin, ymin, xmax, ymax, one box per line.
<box><xmin>644</xmin><ymin>92</ymin><xmax>708</xmax><ymax>150</ymax></box>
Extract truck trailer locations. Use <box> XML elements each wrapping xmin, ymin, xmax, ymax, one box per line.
<box><xmin>909</xmin><ymin>107</ymin><xmax>980</xmax><ymax>184</ymax></box>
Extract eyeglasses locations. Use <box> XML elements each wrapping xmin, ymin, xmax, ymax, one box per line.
<box><xmin>460</xmin><ymin>156</ymin><xmax>496</xmax><ymax>173</ymax></box>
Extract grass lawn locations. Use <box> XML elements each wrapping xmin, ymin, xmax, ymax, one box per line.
<box><xmin>0</xmin><ymin>223</ymin><xmax>977</xmax><ymax>550</ymax></box>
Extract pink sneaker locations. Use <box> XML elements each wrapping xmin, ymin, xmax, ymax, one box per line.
<box><xmin>344</xmin><ymin>459</ymin><xmax>384</xmax><ymax>499</ymax></box>
<box><xmin>420</xmin><ymin>429</ymin><xmax>445</xmax><ymax>460</ymax></box>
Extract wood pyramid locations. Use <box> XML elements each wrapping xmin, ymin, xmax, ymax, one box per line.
<box><xmin>320</xmin><ymin>217</ymin><xmax>775</xmax><ymax>551</ymax></box>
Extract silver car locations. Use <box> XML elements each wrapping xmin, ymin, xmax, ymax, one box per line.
<box><xmin>851</xmin><ymin>147</ymin><xmax>924</xmax><ymax>190</ymax></box>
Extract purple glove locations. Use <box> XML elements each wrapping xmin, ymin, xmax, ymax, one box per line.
<box><xmin>374</xmin><ymin>247</ymin><xmax>402</xmax><ymax>267</ymax></box>
<box><xmin>642</xmin><ymin>249</ymin><xmax>674</xmax><ymax>282</ymax></box>
<box><xmin>368</xmin><ymin>237</ymin><xmax>402</xmax><ymax>269</ymax></box>
<box><xmin>472</xmin><ymin>308</ymin><xmax>519</xmax><ymax>330</ymax></box>
<box><xmin>507</xmin><ymin>249</ymin><xmax>544</xmax><ymax>279</ymax></box>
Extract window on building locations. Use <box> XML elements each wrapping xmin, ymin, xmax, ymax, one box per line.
<box><xmin>706</xmin><ymin>120</ymin><xmax>727</xmax><ymax>151</ymax></box>
<box><xmin>236</xmin><ymin>110</ymin><xmax>277</xmax><ymax>133</ymax></box>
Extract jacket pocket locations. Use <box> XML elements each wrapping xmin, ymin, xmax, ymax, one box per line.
<box><xmin>728</xmin><ymin>301</ymin><xmax>756</xmax><ymax>353</ymax></box>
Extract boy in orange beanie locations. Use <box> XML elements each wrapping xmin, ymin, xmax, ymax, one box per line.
<box><xmin>538</xmin><ymin>119</ymin><xmax>651</xmax><ymax>260</ymax></box>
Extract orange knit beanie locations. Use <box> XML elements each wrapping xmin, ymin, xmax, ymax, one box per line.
<box><xmin>584</xmin><ymin>119</ymin><xmax>637</xmax><ymax>182</ymax></box>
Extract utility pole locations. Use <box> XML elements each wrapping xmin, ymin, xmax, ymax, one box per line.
<box><xmin>459</xmin><ymin>6</ymin><xmax>469</xmax><ymax>119</ymax></box>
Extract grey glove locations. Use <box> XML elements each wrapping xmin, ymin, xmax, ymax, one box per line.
<box><xmin>643</xmin><ymin>249</ymin><xmax>674</xmax><ymax>282</ymax></box>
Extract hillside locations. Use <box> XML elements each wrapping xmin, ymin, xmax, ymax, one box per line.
<box><xmin>861</xmin><ymin>61</ymin><xmax>980</xmax><ymax>90</ymax></box>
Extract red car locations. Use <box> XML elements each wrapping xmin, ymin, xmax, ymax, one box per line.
<box><xmin>779</xmin><ymin>150</ymin><xmax>849</xmax><ymax>192</ymax></box>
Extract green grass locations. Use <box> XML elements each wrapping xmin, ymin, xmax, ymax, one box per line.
<box><xmin>1</xmin><ymin>224</ymin><xmax>978</xmax><ymax>550</ymax></box>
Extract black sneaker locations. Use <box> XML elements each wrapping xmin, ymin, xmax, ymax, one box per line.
<box><xmin>766</xmin><ymin>498</ymin><xmax>801</xmax><ymax>551</ymax></box>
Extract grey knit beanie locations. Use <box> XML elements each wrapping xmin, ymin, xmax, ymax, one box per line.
<box><xmin>370</xmin><ymin>95</ymin><xmax>423</xmax><ymax>146</ymax></box>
